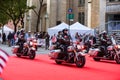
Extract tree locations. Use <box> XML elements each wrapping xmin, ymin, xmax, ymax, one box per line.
<box><xmin>32</xmin><ymin>0</ymin><xmax>44</xmax><ymax>32</ymax></box>
<box><xmin>0</xmin><ymin>0</ymin><xmax>34</xmax><ymax>32</ymax></box>
<box><xmin>0</xmin><ymin>13</ymin><xmax>9</xmax><ymax>26</ymax></box>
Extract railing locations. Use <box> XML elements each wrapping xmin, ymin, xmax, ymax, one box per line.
<box><xmin>106</xmin><ymin>4</ymin><xmax>120</xmax><ymax>13</ymax></box>
<box><xmin>105</xmin><ymin>21</ymin><xmax>120</xmax><ymax>34</ymax></box>
<box><xmin>105</xmin><ymin>21</ymin><xmax>120</xmax><ymax>43</ymax></box>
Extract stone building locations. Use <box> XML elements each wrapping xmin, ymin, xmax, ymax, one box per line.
<box><xmin>106</xmin><ymin>0</ymin><xmax>120</xmax><ymax>34</ymax></box>
<box><xmin>24</xmin><ymin>0</ymin><xmax>120</xmax><ymax>33</ymax></box>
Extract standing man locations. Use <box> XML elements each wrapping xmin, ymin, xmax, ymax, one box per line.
<box><xmin>44</xmin><ymin>32</ymin><xmax>50</xmax><ymax>50</ymax></box>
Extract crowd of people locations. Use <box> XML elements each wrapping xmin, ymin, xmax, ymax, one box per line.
<box><xmin>0</xmin><ymin>30</ymin><xmax>50</xmax><ymax>50</ymax></box>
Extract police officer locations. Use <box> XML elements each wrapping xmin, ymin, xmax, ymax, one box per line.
<box><xmin>100</xmin><ymin>31</ymin><xmax>108</xmax><ymax>56</ymax></box>
<box><xmin>58</xmin><ymin>28</ymin><xmax>71</xmax><ymax>60</ymax></box>
<box><xmin>16</xmin><ymin>35</ymin><xmax>26</xmax><ymax>53</ymax></box>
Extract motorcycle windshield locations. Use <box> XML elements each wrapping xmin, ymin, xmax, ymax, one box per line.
<box><xmin>111</xmin><ymin>36</ymin><xmax>116</xmax><ymax>45</ymax></box>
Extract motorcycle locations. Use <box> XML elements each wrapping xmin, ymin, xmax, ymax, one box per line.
<box><xmin>48</xmin><ymin>41</ymin><xmax>86</xmax><ymax>68</ymax></box>
<box><xmin>88</xmin><ymin>37</ymin><xmax>120</xmax><ymax>64</ymax></box>
<box><xmin>28</xmin><ymin>37</ymin><xmax>38</xmax><ymax>51</ymax></box>
<box><xmin>12</xmin><ymin>40</ymin><xmax>36</xmax><ymax>59</ymax></box>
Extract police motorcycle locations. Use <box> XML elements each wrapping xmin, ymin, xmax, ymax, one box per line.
<box><xmin>28</xmin><ymin>37</ymin><xmax>38</xmax><ymax>51</ymax></box>
<box><xmin>49</xmin><ymin>39</ymin><xmax>86</xmax><ymax>68</ymax></box>
<box><xmin>88</xmin><ymin>36</ymin><xmax>120</xmax><ymax>64</ymax></box>
<box><xmin>12</xmin><ymin>38</ymin><xmax>36</xmax><ymax>59</ymax></box>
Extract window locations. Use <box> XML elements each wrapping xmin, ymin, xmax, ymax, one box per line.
<box><xmin>109</xmin><ymin>0</ymin><xmax>116</xmax><ymax>2</ymax></box>
<box><xmin>78</xmin><ymin>12</ymin><xmax>84</xmax><ymax>25</ymax></box>
<box><xmin>78</xmin><ymin>0</ymin><xmax>85</xmax><ymax>7</ymax></box>
<box><xmin>109</xmin><ymin>0</ymin><xmax>115</xmax><ymax>2</ymax></box>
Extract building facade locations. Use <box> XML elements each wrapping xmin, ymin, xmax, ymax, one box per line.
<box><xmin>106</xmin><ymin>0</ymin><xmax>120</xmax><ymax>34</ymax></box>
<box><xmin>24</xmin><ymin>0</ymin><xmax>120</xmax><ymax>34</ymax></box>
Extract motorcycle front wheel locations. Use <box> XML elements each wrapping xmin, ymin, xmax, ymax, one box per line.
<box><xmin>75</xmin><ymin>56</ymin><xmax>86</xmax><ymax>68</ymax></box>
<box><xmin>55</xmin><ymin>59</ymin><xmax>62</xmax><ymax>64</ymax></box>
<box><xmin>29</xmin><ymin>50</ymin><xmax>36</xmax><ymax>59</ymax></box>
<box><xmin>16</xmin><ymin>54</ymin><xmax>21</xmax><ymax>57</ymax></box>
<box><xmin>115</xmin><ymin>54</ymin><xmax>120</xmax><ymax>64</ymax></box>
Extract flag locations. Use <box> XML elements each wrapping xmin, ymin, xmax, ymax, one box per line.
<box><xmin>0</xmin><ymin>48</ymin><xmax>9</xmax><ymax>73</ymax></box>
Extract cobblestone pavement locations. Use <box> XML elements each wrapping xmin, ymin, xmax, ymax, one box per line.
<box><xmin>0</xmin><ymin>44</ymin><xmax>50</xmax><ymax>56</ymax></box>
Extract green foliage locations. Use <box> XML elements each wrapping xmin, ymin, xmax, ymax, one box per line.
<box><xmin>0</xmin><ymin>13</ymin><xmax>9</xmax><ymax>25</ymax></box>
<box><xmin>0</xmin><ymin>0</ymin><xmax>34</xmax><ymax>32</ymax></box>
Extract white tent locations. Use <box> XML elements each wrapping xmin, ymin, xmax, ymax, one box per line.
<box><xmin>69</xmin><ymin>22</ymin><xmax>94</xmax><ymax>40</ymax></box>
<box><xmin>70</xmin><ymin>22</ymin><xmax>91</xmax><ymax>30</ymax></box>
<box><xmin>48</xmin><ymin>22</ymin><xmax>69</xmax><ymax>36</ymax></box>
<box><xmin>3</xmin><ymin>25</ymin><xmax>14</xmax><ymax>36</ymax></box>
<box><xmin>48</xmin><ymin>22</ymin><xmax>94</xmax><ymax>40</ymax></box>
<box><xmin>3</xmin><ymin>25</ymin><xmax>13</xmax><ymax>31</ymax></box>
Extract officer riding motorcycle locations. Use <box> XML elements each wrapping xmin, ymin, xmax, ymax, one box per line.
<box><xmin>49</xmin><ymin>28</ymin><xmax>86</xmax><ymax>67</ymax></box>
<box><xmin>88</xmin><ymin>31</ymin><xmax>120</xmax><ymax>64</ymax></box>
<box><xmin>99</xmin><ymin>31</ymin><xmax>111</xmax><ymax>57</ymax></box>
<box><xmin>56</xmin><ymin>28</ymin><xmax>71</xmax><ymax>60</ymax></box>
<box><xmin>12</xmin><ymin>30</ymin><xmax>36</xmax><ymax>59</ymax></box>
<box><xmin>16</xmin><ymin>35</ymin><xmax>26</xmax><ymax>53</ymax></box>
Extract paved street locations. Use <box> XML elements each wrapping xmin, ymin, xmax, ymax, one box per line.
<box><xmin>0</xmin><ymin>44</ymin><xmax>50</xmax><ymax>56</ymax></box>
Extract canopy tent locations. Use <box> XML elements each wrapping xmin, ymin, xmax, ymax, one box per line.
<box><xmin>70</xmin><ymin>22</ymin><xmax>91</xmax><ymax>30</ymax></box>
<box><xmin>48</xmin><ymin>22</ymin><xmax>69</xmax><ymax>36</ymax></box>
<box><xmin>3</xmin><ymin>25</ymin><xmax>14</xmax><ymax>32</ymax></box>
<box><xmin>70</xmin><ymin>22</ymin><xmax>94</xmax><ymax>34</ymax></box>
<box><xmin>48</xmin><ymin>22</ymin><xmax>94</xmax><ymax>41</ymax></box>
<box><xmin>69</xmin><ymin>22</ymin><xmax>94</xmax><ymax>40</ymax></box>
<box><xmin>2</xmin><ymin>25</ymin><xmax>14</xmax><ymax>36</ymax></box>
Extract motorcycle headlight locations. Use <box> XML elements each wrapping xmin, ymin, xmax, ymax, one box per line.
<box><xmin>77</xmin><ymin>45</ymin><xmax>81</xmax><ymax>49</ymax></box>
<box><xmin>77</xmin><ymin>45</ymin><xmax>84</xmax><ymax>50</ymax></box>
<box><xmin>30</xmin><ymin>42</ymin><xmax>33</xmax><ymax>46</ymax></box>
<box><xmin>115</xmin><ymin>45</ymin><xmax>120</xmax><ymax>49</ymax></box>
<box><xmin>33</xmin><ymin>39</ymin><xmax>37</xmax><ymax>43</ymax></box>
<box><xmin>118</xmin><ymin>45</ymin><xmax>120</xmax><ymax>48</ymax></box>
<box><xmin>31</xmin><ymin>47</ymin><xmax>36</xmax><ymax>50</ymax></box>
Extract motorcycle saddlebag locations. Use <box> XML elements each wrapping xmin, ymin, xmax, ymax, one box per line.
<box><xmin>88</xmin><ymin>48</ymin><xmax>100</xmax><ymax>57</ymax></box>
<box><xmin>12</xmin><ymin>45</ymin><xmax>19</xmax><ymax>53</ymax></box>
<box><xmin>107</xmin><ymin>46</ymin><xmax>113</xmax><ymax>51</ymax></box>
<box><xmin>48</xmin><ymin>49</ymin><xmax>61</xmax><ymax>59</ymax></box>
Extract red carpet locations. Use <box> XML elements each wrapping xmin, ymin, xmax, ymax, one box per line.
<box><xmin>0</xmin><ymin>54</ymin><xmax>120</xmax><ymax>80</ymax></box>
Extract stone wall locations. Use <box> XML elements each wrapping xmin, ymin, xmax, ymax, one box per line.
<box><xmin>91</xmin><ymin>0</ymin><xmax>100</xmax><ymax>28</ymax></box>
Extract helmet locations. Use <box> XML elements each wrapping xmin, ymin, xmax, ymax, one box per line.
<box><xmin>102</xmin><ymin>31</ymin><xmax>107</xmax><ymax>35</ymax></box>
<box><xmin>62</xmin><ymin>28</ymin><xmax>68</xmax><ymax>33</ymax></box>
<box><xmin>58</xmin><ymin>31</ymin><xmax>62</xmax><ymax>34</ymax></box>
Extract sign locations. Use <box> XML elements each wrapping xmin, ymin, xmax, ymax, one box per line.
<box><xmin>68</xmin><ymin>8</ymin><xmax>72</xmax><ymax>13</ymax></box>
<box><xmin>67</xmin><ymin>14</ymin><xmax>74</xmax><ymax>19</ymax></box>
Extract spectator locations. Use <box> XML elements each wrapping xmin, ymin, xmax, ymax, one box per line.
<box><xmin>10</xmin><ymin>32</ymin><xmax>15</xmax><ymax>46</ymax></box>
<box><xmin>7</xmin><ymin>32</ymin><xmax>12</xmax><ymax>46</ymax></box>
<box><xmin>51</xmin><ymin>34</ymin><xmax>57</xmax><ymax>45</ymax></box>
<box><xmin>2</xmin><ymin>33</ymin><xmax>6</xmax><ymax>44</ymax></box>
<box><xmin>44</xmin><ymin>32</ymin><xmax>50</xmax><ymax>50</ymax></box>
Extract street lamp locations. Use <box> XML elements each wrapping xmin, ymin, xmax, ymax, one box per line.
<box><xmin>26</xmin><ymin>15</ymin><xmax>30</xmax><ymax>21</ymax></box>
<box><xmin>26</xmin><ymin>15</ymin><xmax>31</xmax><ymax>32</ymax></box>
<box><xmin>44</xmin><ymin>13</ymin><xmax>49</xmax><ymax>31</ymax></box>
